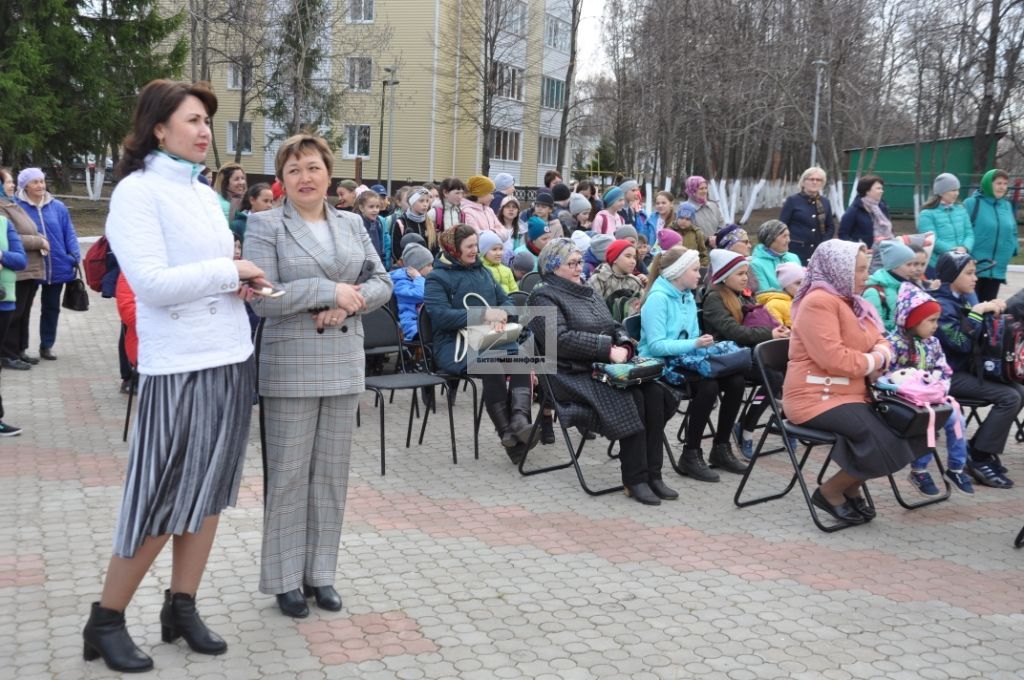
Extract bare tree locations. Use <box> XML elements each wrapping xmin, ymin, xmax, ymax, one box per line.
<box><xmin>555</xmin><ymin>0</ymin><xmax>582</xmax><ymax>174</ymax></box>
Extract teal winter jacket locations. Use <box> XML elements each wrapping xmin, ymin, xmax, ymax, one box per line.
<box><xmin>638</xmin><ymin>276</ymin><xmax>701</xmax><ymax>358</ymax></box>
<box><xmin>749</xmin><ymin>243</ymin><xmax>800</xmax><ymax>293</ymax></box>
<box><xmin>918</xmin><ymin>203</ymin><xmax>974</xmax><ymax>268</ymax></box>
<box><xmin>963</xmin><ymin>169</ymin><xmax>1018</xmax><ymax>281</ymax></box>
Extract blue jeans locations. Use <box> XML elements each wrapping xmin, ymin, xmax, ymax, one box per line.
<box><xmin>912</xmin><ymin>411</ymin><xmax>968</xmax><ymax>471</ymax></box>
<box><xmin>39</xmin><ymin>283</ymin><xmax>64</xmax><ymax>349</ymax></box>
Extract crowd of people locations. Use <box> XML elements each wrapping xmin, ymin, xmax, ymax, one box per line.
<box><xmin>0</xmin><ymin>79</ymin><xmax>1019</xmax><ymax>674</ymax></box>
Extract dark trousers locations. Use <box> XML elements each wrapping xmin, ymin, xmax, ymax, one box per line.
<box><xmin>684</xmin><ymin>372</ymin><xmax>746</xmax><ymax>449</ymax></box>
<box><xmin>1</xmin><ymin>280</ymin><xmax>39</xmax><ymax>359</ymax></box>
<box><xmin>739</xmin><ymin>363</ymin><xmax>783</xmax><ymax>432</ymax></box>
<box><xmin>0</xmin><ymin>310</ymin><xmax>11</xmax><ymax>418</ymax></box>
<box><xmin>480</xmin><ymin>373</ymin><xmax>530</xmax><ymax>404</ymax></box>
<box><xmin>39</xmin><ymin>282</ymin><xmax>63</xmax><ymax>349</ymax></box>
<box><xmin>619</xmin><ymin>381</ymin><xmax>678</xmax><ymax>485</ymax></box>
<box><xmin>949</xmin><ymin>372</ymin><xmax>1024</xmax><ymax>460</ymax></box>
<box><xmin>975</xmin><ymin>277</ymin><xmax>1002</xmax><ymax>303</ymax></box>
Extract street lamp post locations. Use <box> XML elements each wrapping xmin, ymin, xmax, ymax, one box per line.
<box><xmin>810</xmin><ymin>58</ymin><xmax>828</xmax><ymax>168</ymax></box>
<box><xmin>377</xmin><ymin>66</ymin><xmax>395</xmax><ymax>182</ymax></box>
<box><xmin>385</xmin><ymin>67</ymin><xmax>399</xmax><ymax>195</ymax></box>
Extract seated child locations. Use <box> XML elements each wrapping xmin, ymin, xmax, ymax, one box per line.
<box><xmin>479</xmin><ymin>231</ymin><xmax>517</xmax><ymax>294</ymax></box>
<box><xmin>588</xmin><ymin>238</ymin><xmax>645</xmax><ymax>318</ymax></box>
<box><xmin>511</xmin><ymin>251</ymin><xmax>535</xmax><ymax>284</ymax></box>
<box><xmin>886</xmin><ymin>282</ymin><xmax>972</xmax><ymax>494</ymax></box>
<box><xmin>513</xmin><ymin>216</ymin><xmax>552</xmax><ymax>271</ymax></box>
<box><xmin>760</xmin><ymin>261</ymin><xmax>804</xmax><ymax>328</ymax></box>
<box><xmin>582</xmin><ymin>234</ymin><xmax>614</xmax><ymax>280</ymax></box>
<box><xmin>671</xmin><ymin>203</ymin><xmax>709</xmax><ymax>268</ymax></box>
<box><xmin>751</xmin><ymin>220</ymin><xmax>800</xmax><ymax>307</ymax></box>
<box><xmin>862</xmin><ymin>240</ymin><xmax>918</xmax><ymax>331</ymax></box>
<box><xmin>656</xmin><ymin>228</ymin><xmax>682</xmax><ymax>255</ymax></box>
<box><xmin>390</xmin><ymin>243</ymin><xmax>434</xmax><ymax>340</ymax></box>
<box><xmin>636</xmin><ymin>235</ymin><xmax>652</xmax><ymax>268</ymax></box>
<box><xmin>614</xmin><ymin>224</ymin><xmax>649</xmax><ymax>276</ymax></box>
<box><xmin>906</xmin><ymin>243</ymin><xmax>940</xmax><ymax>290</ymax></box>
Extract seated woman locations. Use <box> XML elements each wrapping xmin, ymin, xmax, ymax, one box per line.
<box><xmin>701</xmin><ymin>249</ymin><xmax>790</xmax><ymax>458</ymax></box>
<box><xmin>527</xmin><ymin>238</ymin><xmax>680</xmax><ymax>505</ymax></box>
<box><xmin>424</xmin><ymin>224</ymin><xmax>537</xmax><ymax>462</ymax></box>
<box><xmin>784</xmin><ymin>239</ymin><xmax>924</xmax><ymax>525</ymax></box>
<box><xmin>638</xmin><ymin>246</ymin><xmax>748</xmax><ymax>481</ymax></box>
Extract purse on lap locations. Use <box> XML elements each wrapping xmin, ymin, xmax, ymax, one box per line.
<box><xmin>453</xmin><ymin>292</ymin><xmax>523</xmax><ymax>362</ymax></box>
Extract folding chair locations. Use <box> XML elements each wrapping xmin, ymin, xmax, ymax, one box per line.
<box><xmin>507</xmin><ymin>290</ymin><xmax>529</xmax><ymax>307</ymax></box>
<box><xmin>518</xmin><ymin>271</ymin><xmax>541</xmax><ymax>293</ymax></box>
<box><xmin>734</xmin><ymin>339</ymin><xmax>876</xmax><ymax>533</ymax></box>
<box><xmin>1015</xmin><ymin>524</ymin><xmax>1024</xmax><ymax>549</ymax></box>
<box><xmin>362</xmin><ymin>306</ymin><xmax>456</xmax><ymax>475</ymax></box>
<box><xmin>122</xmin><ymin>367</ymin><xmax>139</xmax><ymax>442</ymax></box>
<box><xmin>417</xmin><ymin>307</ymin><xmax>482</xmax><ymax>460</ymax></box>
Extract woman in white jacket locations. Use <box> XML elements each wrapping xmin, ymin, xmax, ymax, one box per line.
<box><xmin>83</xmin><ymin>80</ymin><xmax>270</xmax><ymax>673</ymax></box>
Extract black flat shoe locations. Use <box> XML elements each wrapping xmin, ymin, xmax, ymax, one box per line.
<box><xmin>39</xmin><ymin>347</ymin><xmax>57</xmax><ymax>360</ymax></box>
<box><xmin>811</xmin><ymin>488</ymin><xmax>865</xmax><ymax>525</ymax></box>
<box><xmin>648</xmin><ymin>478</ymin><xmax>679</xmax><ymax>500</ymax></box>
<box><xmin>624</xmin><ymin>482</ymin><xmax>661</xmax><ymax>505</ymax></box>
<box><xmin>303</xmin><ymin>584</ymin><xmax>343</xmax><ymax>612</ymax></box>
<box><xmin>18</xmin><ymin>352</ymin><xmax>39</xmax><ymax>365</ymax></box>
<box><xmin>276</xmin><ymin>589</ymin><xmax>309</xmax><ymax>618</ymax></box>
<box><xmin>843</xmin><ymin>493</ymin><xmax>876</xmax><ymax>521</ymax></box>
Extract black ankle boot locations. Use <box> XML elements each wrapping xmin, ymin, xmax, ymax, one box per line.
<box><xmin>540</xmin><ymin>413</ymin><xmax>556</xmax><ymax>445</ymax></box>
<box><xmin>160</xmin><ymin>590</ymin><xmax>227</xmax><ymax>655</ymax></box>
<box><xmin>679</xmin><ymin>448</ymin><xmax>720</xmax><ymax>482</ymax></box>
<box><xmin>83</xmin><ymin>602</ymin><xmax>154</xmax><ymax>673</ymax></box>
<box><xmin>624</xmin><ymin>482</ymin><xmax>661</xmax><ymax>505</ymax></box>
<box><xmin>648</xmin><ymin>478</ymin><xmax>679</xmax><ymax>500</ymax></box>
<box><xmin>708</xmin><ymin>442</ymin><xmax>748</xmax><ymax>474</ymax></box>
<box><xmin>509</xmin><ymin>388</ymin><xmax>541</xmax><ymax>451</ymax></box>
<box><xmin>484</xmin><ymin>401</ymin><xmax>519</xmax><ymax>449</ymax></box>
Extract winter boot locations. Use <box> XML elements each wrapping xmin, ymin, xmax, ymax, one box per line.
<box><xmin>508</xmin><ymin>388</ymin><xmax>542</xmax><ymax>451</ymax></box>
<box><xmin>679</xmin><ymin>448</ymin><xmax>720</xmax><ymax>482</ymax></box>
<box><xmin>82</xmin><ymin>602</ymin><xmax>154</xmax><ymax>673</ymax></box>
<box><xmin>484</xmin><ymin>401</ymin><xmax>519</xmax><ymax>450</ymax></box>
<box><xmin>708</xmin><ymin>441</ymin><xmax>748</xmax><ymax>474</ymax></box>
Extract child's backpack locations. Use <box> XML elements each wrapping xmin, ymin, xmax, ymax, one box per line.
<box><xmin>973</xmin><ymin>313</ymin><xmax>1024</xmax><ymax>384</ymax></box>
<box><xmin>84</xmin><ymin>236</ymin><xmax>112</xmax><ymax>293</ymax></box>
<box><xmin>605</xmin><ymin>289</ymin><xmax>641</xmax><ymax>323</ymax></box>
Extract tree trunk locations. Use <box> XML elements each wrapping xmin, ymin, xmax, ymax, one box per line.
<box><xmin>556</xmin><ymin>0</ymin><xmax>581</xmax><ymax>175</ymax></box>
<box><xmin>971</xmin><ymin>0</ymin><xmax>1001</xmax><ymax>176</ymax></box>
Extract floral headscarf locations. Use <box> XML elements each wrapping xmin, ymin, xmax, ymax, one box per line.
<box><xmin>538</xmin><ymin>238</ymin><xmax>580</xmax><ymax>276</ymax></box>
<box><xmin>791</xmin><ymin>239</ymin><xmax>882</xmax><ymax>331</ymax></box>
<box><xmin>686</xmin><ymin>175</ymin><xmax>708</xmax><ymax>205</ymax></box>
<box><xmin>437</xmin><ymin>227</ymin><xmax>461</xmax><ymax>260</ymax></box>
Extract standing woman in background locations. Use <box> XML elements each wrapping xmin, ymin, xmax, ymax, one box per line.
<box><xmin>14</xmin><ymin>167</ymin><xmax>80</xmax><ymax>361</ymax></box>
<box><xmin>684</xmin><ymin>175</ymin><xmax>727</xmax><ymax>240</ymax></box>
<box><xmin>0</xmin><ymin>168</ymin><xmax>48</xmax><ymax>369</ymax></box>
<box><xmin>213</xmin><ymin>162</ymin><xmax>247</xmax><ymax>224</ymax></box>
<box><xmin>963</xmin><ymin>168</ymin><xmax>1017</xmax><ymax>302</ymax></box>
<box><xmin>85</xmin><ymin>80</ymin><xmax>270</xmax><ymax>672</ymax></box>
<box><xmin>0</xmin><ymin>212</ymin><xmax>27</xmax><ymax>435</ymax></box>
<box><xmin>244</xmin><ymin>134</ymin><xmax>393</xmax><ymax>619</ymax></box>
<box><xmin>779</xmin><ymin>166</ymin><xmax>835</xmax><ymax>264</ymax></box>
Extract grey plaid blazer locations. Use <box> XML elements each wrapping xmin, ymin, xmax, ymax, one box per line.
<box><xmin>243</xmin><ymin>200</ymin><xmax>393</xmax><ymax>398</ymax></box>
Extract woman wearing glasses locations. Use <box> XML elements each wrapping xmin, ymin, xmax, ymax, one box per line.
<box><xmin>779</xmin><ymin>167</ymin><xmax>835</xmax><ymax>264</ymax></box>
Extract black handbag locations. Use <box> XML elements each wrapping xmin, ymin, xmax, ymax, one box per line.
<box><xmin>873</xmin><ymin>392</ymin><xmax>952</xmax><ymax>439</ymax></box>
<box><xmin>61</xmin><ymin>266</ymin><xmax>90</xmax><ymax>312</ymax></box>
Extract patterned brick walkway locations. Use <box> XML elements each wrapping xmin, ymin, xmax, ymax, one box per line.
<box><xmin>2</xmin><ymin>256</ymin><xmax>1023</xmax><ymax>679</ymax></box>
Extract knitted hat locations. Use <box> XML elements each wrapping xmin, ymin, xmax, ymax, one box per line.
<box><xmin>906</xmin><ymin>298</ymin><xmax>941</xmax><ymax>331</ymax></box>
<box><xmin>662</xmin><ymin>248</ymin><xmax>700</xmax><ymax>281</ymax></box>
<box><xmin>466</xmin><ymin>175</ymin><xmax>496</xmax><ymax>196</ymax></box>
<box><xmin>527</xmin><ymin>216</ymin><xmax>550</xmax><ymax>242</ymax></box>
<box><xmin>936</xmin><ymin>251</ymin><xmax>974</xmax><ymax>284</ymax></box>
<box><xmin>568</xmin><ymin>192</ymin><xmax>591</xmax><ymax>216</ymax></box>
<box><xmin>493</xmin><ymin>172</ymin><xmax>515</xmax><ymax>192</ymax></box>
<box><xmin>538</xmin><ymin>237</ymin><xmax>580</xmax><ymax>275</ymax></box>
<box><xmin>657</xmin><ymin>229</ymin><xmax>682</xmax><ymax>250</ymax></box>
<box><xmin>589</xmin><ymin>234</ymin><xmax>614</xmax><ymax>261</ymax></box>
<box><xmin>775</xmin><ymin>262</ymin><xmax>805</xmax><ymax>290</ymax></box>
<box><xmin>402</xmin><ymin>244</ymin><xmax>434</xmax><ymax>271</ymax></box>
<box><xmin>512</xmin><ymin>250</ymin><xmax>536</xmax><ymax>273</ymax></box>
<box><xmin>757</xmin><ymin>220</ymin><xmax>788</xmax><ymax>249</ymax></box>
<box><xmin>709</xmin><ymin>248</ymin><xmax>748</xmax><ymax>285</ymax></box>
<box><xmin>675</xmin><ymin>202</ymin><xmax>697</xmax><ymax>220</ymax></box>
<box><xmin>17</xmin><ymin>167</ymin><xmax>44</xmax><ymax>189</ymax></box>
<box><xmin>534</xmin><ymin>191</ymin><xmax>554</xmax><ymax>208</ymax></box>
<box><xmin>618</xmin><ymin>179</ymin><xmax>639</xmax><ymax>194</ymax></box>
<box><xmin>337</xmin><ymin>179</ymin><xmax>358</xmax><ymax>191</ymax></box>
<box><xmin>879</xmin><ymin>239</ymin><xmax>915</xmax><ymax>271</ymax></box>
<box><xmin>614</xmin><ymin>225</ymin><xmax>638</xmax><ymax>241</ymax></box>
<box><xmin>570</xmin><ymin>230</ymin><xmax>592</xmax><ymax>252</ymax></box>
<box><xmin>715</xmin><ymin>224</ymin><xmax>747</xmax><ymax>251</ymax></box>
<box><xmin>932</xmin><ymin>173</ymin><xmax>960</xmax><ymax>196</ymax></box>
<box><xmin>602</xmin><ymin>186</ymin><xmax>624</xmax><ymax>207</ymax></box>
<box><xmin>552</xmin><ymin>183</ymin><xmax>571</xmax><ymax>202</ymax></box>
<box><xmin>606</xmin><ymin>239</ymin><xmax>634</xmax><ymax>265</ymax></box>
<box><xmin>478</xmin><ymin>230</ymin><xmax>504</xmax><ymax>255</ymax></box>
<box><xmin>400</xmin><ymin>232</ymin><xmax>427</xmax><ymax>251</ymax></box>
<box><xmin>370</xmin><ymin>184</ymin><xmax>387</xmax><ymax>196</ymax></box>
<box><xmin>499</xmin><ymin>194</ymin><xmax>520</xmax><ymax>210</ymax></box>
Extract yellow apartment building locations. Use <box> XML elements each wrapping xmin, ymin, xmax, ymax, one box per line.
<box><xmin>181</xmin><ymin>0</ymin><xmax>575</xmax><ymax>187</ymax></box>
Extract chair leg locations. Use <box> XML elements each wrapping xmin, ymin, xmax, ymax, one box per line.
<box><xmin>518</xmin><ymin>417</ymin><xmax>573</xmax><ymax>476</ymax></box>
<box><xmin>446</xmin><ymin>385</ymin><xmax>458</xmax><ymax>465</ymax></box>
<box><xmin>888</xmin><ymin>450</ymin><xmax>951</xmax><ymax>509</ymax></box>
<box><xmin>1015</xmin><ymin>524</ymin><xmax>1024</xmax><ymax>548</ymax></box>
<box><xmin>122</xmin><ymin>376</ymin><xmax>136</xmax><ymax>442</ymax></box>
<box><xmin>370</xmin><ymin>389</ymin><xmax>385</xmax><ymax>476</ymax></box>
<box><xmin>417</xmin><ymin>390</ymin><xmax>433</xmax><ymax>445</ymax></box>
<box><xmin>406</xmin><ymin>391</ymin><xmax>418</xmax><ymax>448</ymax></box>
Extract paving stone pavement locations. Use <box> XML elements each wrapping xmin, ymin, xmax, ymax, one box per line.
<box><xmin>2</xmin><ymin>253</ymin><xmax>1023</xmax><ymax>680</ymax></box>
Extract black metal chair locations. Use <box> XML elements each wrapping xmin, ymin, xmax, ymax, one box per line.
<box><xmin>518</xmin><ymin>271</ymin><xmax>541</xmax><ymax>293</ymax></box>
<box><xmin>362</xmin><ymin>306</ymin><xmax>456</xmax><ymax>475</ymax></box>
<box><xmin>507</xmin><ymin>290</ymin><xmax>529</xmax><ymax>307</ymax></box>
<box><xmin>734</xmin><ymin>339</ymin><xmax>876</xmax><ymax>533</ymax></box>
<box><xmin>122</xmin><ymin>367</ymin><xmax>138</xmax><ymax>442</ymax></box>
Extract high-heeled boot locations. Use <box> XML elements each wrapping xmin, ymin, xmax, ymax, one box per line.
<box><xmin>82</xmin><ymin>602</ymin><xmax>154</xmax><ymax>673</ymax></box>
<box><xmin>484</xmin><ymin>400</ymin><xmax>519</xmax><ymax>451</ymax></box>
<box><xmin>508</xmin><ymin>388</ymin><xmax>541</xmax><ymax>451</ymax></box>
<box><xmin>159</xmin><ymin>590</ymin><xmax>227</xmax><ymax>655</ymax></box>
<box><xmin>540</xmin><ymin>412</ymin><xmax>556</xmax><ymax>445</ymax></box>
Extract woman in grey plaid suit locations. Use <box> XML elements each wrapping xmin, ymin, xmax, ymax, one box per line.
<box><xmin>244</xmin><ymin>135</ymin><xmax>392</xmax><ymax>618</ymax></box>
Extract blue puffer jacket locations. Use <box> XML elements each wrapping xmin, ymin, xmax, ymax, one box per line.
<box><xmin>918</xmin><ymin>202</ymin><xmax>974</xmax><ymax>268</ymax></box>
<box><xmin>638</xmin><ymin>276</ymin><xmax>701</xmax><ymax>359</ymax></box>
<box><xmin>964</xmin><ymin>186</ymin><xmax>1017</xmax><ymax>282</ymax></box>
<box><xmin>423</xmin><ymin>253</ymin><xmax>513</xmax><ymax>375</ymax></box>
<box><xmin>839</xmin><ymin>196</ymin><xmax>889</xmax><ymax>249</ymax></box>
<box><xmin>933</xmin><ymin>283</ymin><xmax>982</xmax><ymax>373</ymax></box>
<box><xmin>16</xmin><ymin>190</ymin><xmax>80</xmax><ymax>284</ymax></box>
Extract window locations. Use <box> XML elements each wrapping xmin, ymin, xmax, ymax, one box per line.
<box><xmin>499</xmin><ymin>1</ymin><xmax>527</xmax><ymax>37</ymax></box>
<box><xmin>348</xmin><ymin>0</ymin><xmax>373</xmax><ymax>22</ymax></box>
<box><xmin>541</xmin><ymin>77</ymin><xmax>565</xmax><ymax>109</ymax></box>
<box><xmin>489</xmin><ymin>128</ymin><xmax>521</xmax><ymax>161</ymax></box>
<box><xmin>344</xmin><ymin>124</ymin><xmax>371</xmax><ymax>158</ymax></box>
<box><xmin>538</xmin><ymin>136</ymin><xmax>560</xmax><ymax>166</ymax></box>
<box><xmin>492</xmin><ymin>61</ymin><xmax>524</xmax><ymax>101</ymax></box>
<box><xmin>345</xmin><ymin>57</ymin><xmax>372</xmax><ymax>91</ymax></box>
<box><xmin>227</xmin><ymin>121</ymin><xmax>252</xmax><ymax>154</ymax></box>
<box><xmin>227</xmin><ymin>63</ymin><xmax>243</xmax><ymax>90</ymax></box>
<box><xmin>544</xmin><ymin>15</ymin><xmax>570</xmax><ymax>53</ymax></box>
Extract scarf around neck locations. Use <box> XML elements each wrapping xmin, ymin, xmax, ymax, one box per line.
<box><xmin>861</xmin><ymin>195</ymin><xmax>893</xmax><ymax>241</ymax></box>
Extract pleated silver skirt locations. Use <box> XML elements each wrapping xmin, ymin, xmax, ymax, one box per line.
<box><xmin>112</xmin><ymin>358</ymin><xmax>255</xmax><ymax>558</ymax></box>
